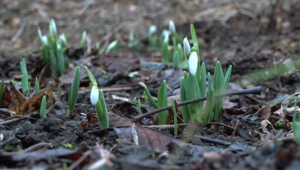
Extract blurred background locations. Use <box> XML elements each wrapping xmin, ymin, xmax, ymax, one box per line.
<box><xmin>0</xmin><ymin>0</ymin><xmax>277</xmax><ymax>55</ymax></box>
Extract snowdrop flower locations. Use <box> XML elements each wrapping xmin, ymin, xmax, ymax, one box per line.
<box><xmin>162</xmin><ymin>29</ymin><xmax>170</xmax><ymax>42</ymax></box>
<box><xmin>90</xmin><ymin>83</ymin><xmax>99</xmax><ymax>105</ymax></box>
<box><xmin>41</xmin><ymin>36</ymin><xmax>48</xmax><ymax>46</ymax></box>
<box><xmin>183</xmin><ymin>37</ymin><xmax>190</xmax><ymax>57</ymax></box>
<box><xmin>169</xmin><ymin>20</ymin><xmax>176</xmax><ymax>34</ymax></box>
<box><xmin>189</xmin><ymin>51</ymin><xmax>198</xmax><ymax>76</ymax></box>
<box><xmin>49</xmin><ymin>19</ymin><xmax>57</xmax><ymax>37</ymax></box>
<box><xmin>149</xmin><ymin>25</ymin><xmax>157</xmax><ymax>35</ymax></box>
<box><xmin>59</xmin><ymin>34</ymin><xmax>67</xmax><ymax>46</ymax></box>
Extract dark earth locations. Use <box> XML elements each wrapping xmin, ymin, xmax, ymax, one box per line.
<box><xmin>1</xmin><ymin>0</ymin><xmax>300</xmax><ymax>169</ymax></box>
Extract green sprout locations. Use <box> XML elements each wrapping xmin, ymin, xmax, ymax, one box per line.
<box><xmin>38</xmin><ymin>19</ymin><xmax>68</xmax><ymax>77</ymax></box>
<box><xmin>40</xmin><ymin>95</ymin><xmax>47</xmax><ymax>119</ymax></box>
<box><xmin>84</xmin><ymin>66</ymin><xmax>109</xmax><ymax>129</ymax></box>
<box><xmin>63</xmin><ymin>143</ymin><xmax>74</xmax><ymax>150</ymax></box>
<box><xmin>67</xmin><ymin>66</ymin><xmax>80</xmax><ymax>115</ymax></box>
<box><xmin>105</xmin><ymin>40</ymin><xmax>118</xmax><ymax>56</ymax></box>
<box><xmin>145</xmin><ymin>80</ymin><xmax>168</xmax><ymax>125</ymax></box>
<box><xmin>95</xmin><ymin>42</ymin><xmax>101</xmax><ymax>56</ymax></box>
<box><xmin>34</xmin><ymin>77</ymin><xmax>40</xmax><ymax>94</ymax></box>
<box><xmin>128</xmin><ymin>31</ymin><xmax>141</xmax><ymax>50</ymax></box>
<box><xmin>80</xmin><ymin>31</ymin><xmax>87</xmax><ymax>47</ymax></box>
<box><xmin>212</xmin><ymin>62</ymin><xmax>232</xmax><ymax>122</ymax></box>
<box><xmin>20</xmin><ymin>58</ymin><xmax>29</xmax><ymax>95</ymax></box>
<box><xmin>161</xmin><ymin>37</ymin><xmax>171</xmax><ymax>63</ymax></box>
<box><xmin>180</xmin><ymin>24</ymin><xmax>232</xmax><ymax>124</ymax></box>
<box><xmin>148</xmin><ymin>25</ymin><xmax>158</xmax><ymax>47</ymax></box>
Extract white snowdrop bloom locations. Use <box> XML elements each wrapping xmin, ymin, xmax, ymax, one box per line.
<box><xmin>183</xmin><ymin>37</ymin><xmax>190</xmax><ymax>57</ymax></box>
<box><xmin>149</xmin><ymin>25</ymin><xmax>157</xmax><ymax>35</ymax></box>
<box><xmin>189</xmin><ymin>51</ymin><xmax>198</xmax><ymax>76</ymax></box>
<box><xmin>90</xmin><ymin>83</ymin><xmax>99</xmax><ymax>105</ymax></box>
<box><xmin>59</xmin><ymin>34</ymin><xmax>67</xmax><ymax>46</ymax></box>
<box><xmin>41</xmin><ymin>36</ymin><xmax>48</xmax><ymax>46</ymax></box>
<box><xmin>169</xmin><ymin>20</ymin><xmax>176</xmax><ymax>34</ymax></box>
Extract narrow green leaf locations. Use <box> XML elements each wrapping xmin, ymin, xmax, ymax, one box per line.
<box><xmin>177</xmin><ymin>43</ymin><xmax>184</xmax><ymax>61</ymax></box>
<box><xmin>35</xmin><ymin>77</ymin><xmax>40</xmax><ymax>94</ymax></box>
<box><xmin>180</xmin><ymin>77</ymin><xmax>190</xmax><ymax>122</ymax></box>
<box><xmin>40</xmin><ymin>95</ymin><xmax>47</xmax><ymax>119</ymax></box>
<box><xmin>162</xmin><ymin>41</ymin><xmax>170</xmax><ymax>62</ymax></box>
<box><xmin>190</xmin><ymin>24</ymin><xmax>198</xmax><ymax>47</ymax></box>
<box><xmin>56</xmin><ymin>44</ymin><xmax>66</xmax><ymax>76</ymax></box>
<box><xmin>214</xmin><ymin>61</ymin><xmax>225</xmax><ymax>94</ymax></box>
<box><xmin>67</xmin><ymin>66</ymin><xmax>81</xmax><ymax>114</ymax></box>
<box><xmin>99</xmin><ymin>90</ymin><xmax>109</xmax><ymax>128</ymax></box>
<box><xmin>185</xmin><ymin>73</ymin><xmax>201</xmax><ymax>122</ymax></box>
<box><xmin>202</xmin><ymin>89</ymin><xmax>215</xmax><ymax>124</ymax></box>
<box><xmin>199</xmin><ymin>63</ymin><xmax>206</xmax><ymax>97</ymax></box>
<box><xmin>84</xmin><ymin>66</ymin><xmax>96</xmax><ymax>83</ymax></box>
<box><xmin>105</xmin><ymin>40</ymin><xmax>118</xmax><ymax>56</ymax></box>
<box><xmin>224</xmin><ymin>65</ymin><xmax>232</xmax><ymax>90</ymax></box>
<box><xmin>144</xmin><ymin>87</ymin><xmax>158</xmax><ymax>109</ymax></box>
<box><xmin>173</xmin><ymin>50</ymin><xmax>180</xmax><ymax>69</ymax></box>
<box><xmin>80</xmin><ymin>31</ymin><xmax>87</xmax><ymax>47</ymax></box>
<box><xmin>157</xmin><ymin>80</ymin><xmax>168</xmax><ymax>125</ymax></box>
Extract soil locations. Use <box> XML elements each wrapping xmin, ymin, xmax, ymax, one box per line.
<box><xmin>1</xmin><ymin>0</ymin><xmax>300</xmax><ymax>170</ymax></box>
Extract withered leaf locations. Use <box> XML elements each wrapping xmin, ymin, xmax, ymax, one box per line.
<box><xmin>0</xmin><ymin>84</ymin><xmax>11</xmax><ymax>108</ymax></box>
<box><xmin>114</xmin><ymin>125</ymin><xmax>178</xmax><ymax>151</ymax></box>
<box><xmin>8</xmin><ymin>81</ymin><xmax>55</xmax><ymax>115</ymax></box>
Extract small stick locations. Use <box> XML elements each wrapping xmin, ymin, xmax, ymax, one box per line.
<box><xmin>195</xmin><ymin>135</ymin><xmax>231</xmax><ymax>146</ymax></box>
<box><xmin>133</xmin><ymin>86</ymin><xmax>262</xmax><ymax>123</ymax></box>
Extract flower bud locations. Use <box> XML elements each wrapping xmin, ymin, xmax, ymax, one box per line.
<box><xmin>41</xmin><ymin>36</ymin><xmax>48</xmax><ymax>46</ymax></box>
<box><xmin>90</xmin><ymin>83</ymin><xmax>99</xmax><ymax>105</ymax></box>
<box><xmin>59</xmin><ymin>34</ymin><xmax>67</xmax><ymax>47</ymax></box>
<box><xmin>183</xmin><ymin>37</ymin><xmax>190</xmax><ymax>57</ymax></box>
<box><xmin>189</xmin><ymin>51</ymin><xmax>198</xmax><ymax>76</ymax></box>
<box><xmin>149</xmin><ymin>25</ymin><xmax>157</xmax><ymax>35</ymax></box>
<box><xmin>169</xmin><ymin>20</ymin><xmax>176</xmax><ymax>34</ymax></box>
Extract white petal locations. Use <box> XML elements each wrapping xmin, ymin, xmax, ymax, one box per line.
<box><xmin>169</xmin><ymin>21</ymin><xmax>176</xmax><ymax>34</ymax></box>
<box><xmin>183</xmin><ymin>37</ymin><xmax>190</xmax><ymax>57</ymax></box>
<box><xmin>42</xmin><ymin>36</ymin><xmax>48</xmax><ymax>46</ymax></box>
<box><xmin>90</xmin><ymin>85</ymin><xmax>99</xmax><ymax>105</ymax></box>
<box><xmin>189</xmin><ymin>51</ymin><xmax>198</xmax><ymax>76</ymax></box>
<box><xmin>149</xmin><ymin>25</ymin><xmax>157</xmax><ymax>35</ymax></box>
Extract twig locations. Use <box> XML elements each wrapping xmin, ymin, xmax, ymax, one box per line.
<box><xmin>10</xmin><ymin>18</ymin><xmax>27</xmax><ymax>44</ymax></box>
<box><xmin>33</xmin><ymin>3</ymin><xmax>50</xmax><ymax>21</ymax></box>
<box><xmin>232</xmin><ymin>119</ymin><xmax>239</xmax><ymax>136</ymax></box>
<box><xmin>195</xmin><ymin>135</ymin><xmax>231</xmax><ymax>146</ymax></box>
<box><xmin>133</xmin><ymin>86</ymin><xmax>262</xmax><ymax>123</ymax></box>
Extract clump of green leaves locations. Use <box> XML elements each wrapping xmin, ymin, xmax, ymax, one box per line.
<box><xmin>180</xmin><ymin>24</ymin><xmax>232</xmax><ymax>124</ymax></box>
<box><xmin>38</xmin><ymin>19</ymin><xmax>68</xmax><ymax>77</ymax></box>
<box><xmin>67</xmin><ymin>66</ymin><xmax>80</xmax><ymax>115</ymax></box>
<box><xmin>148</xmin><ymin>25</ymin><xmax>158</xmax><ymax>47</ymax></box>
<box><xmin>144</xmin><ymin>80</ymin><xmax>168</xmax><ymax>125</ymax></box>
<box><xmin>85</xmin><ymin>66</ymin><xmax>109</xmax><ymax>129</ymax></box>
<box><xmin>160</xmin><ymin>21</ymin><xmax>184</xmax><ymax>68</ymax></box>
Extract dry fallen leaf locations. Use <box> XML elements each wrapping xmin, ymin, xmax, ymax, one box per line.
<box><xmin>114</xmin><ymin>125</ymin><xmax>178</xmax><ymax>151</ymax></box>
<box><xmin>8</xmin><ymin>81</ymin><xmax>55</xmax><ymax>115</ymax></box>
